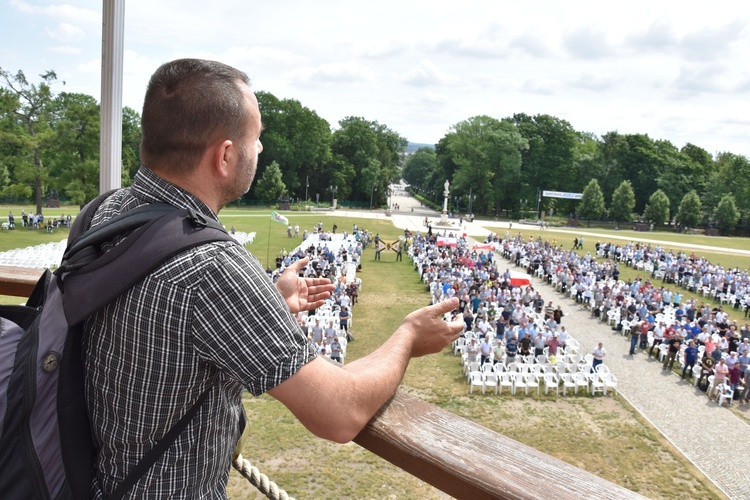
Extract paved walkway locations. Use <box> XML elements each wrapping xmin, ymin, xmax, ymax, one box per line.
<box><xmin>330</xmin><ymin>191</ymin><xmax>750</xmax><ymax>499</ymax></box>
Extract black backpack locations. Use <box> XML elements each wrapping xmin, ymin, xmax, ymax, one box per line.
<box><xmin>0</xmin><ymin>193</ymin><xmax>235</xmax><ymax>499</ymax></box>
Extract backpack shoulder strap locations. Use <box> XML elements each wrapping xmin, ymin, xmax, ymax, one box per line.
<box><xmin>69</xmin><ymin>189</ymin><xmax>120</xmax><ymax>241</ymax></box>
<box><xmin>61</xmin><ymin>208</ymin><xmax>233</xmax><ymax>325</ymax></box>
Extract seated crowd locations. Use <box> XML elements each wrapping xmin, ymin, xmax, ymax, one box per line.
<box><xmin>408</xmin><ymin>230</ymin><xmax>616</xmax><ymax>397</ymax></box>
<box><xmin>499</xmin><ymin>232</ymin><xmax>750</xmax><ymax>406</ymax></box>
<box><xmin>272</xmin><ymin>224</ymin><xmax>368</xmax><ymax>365</ymax></box>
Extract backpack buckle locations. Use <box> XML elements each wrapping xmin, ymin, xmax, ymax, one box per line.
<box><xmin>187</xmin><ymin>208</ymin><xmax>208</xmax><ymax>228</ymax></box>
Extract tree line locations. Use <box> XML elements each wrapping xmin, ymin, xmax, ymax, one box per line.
<box><xmin>1</xmin><ymin>68</ymin><xmax>747</xmax><ymax>234</ymax></box>
<box><xmin>403</xmin><ymin>114</ymin><xmax>747</xmax><ymax>235</ymax></box>
<box><xmin>0</xmin><ymin>68</ymin><xmax>405</xmax><ymax>214</ymax></box>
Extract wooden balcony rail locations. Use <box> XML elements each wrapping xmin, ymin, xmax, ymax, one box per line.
<box><xmin>354</xmin><ymin>391</ymin><xmax>643</xmax><ymax>499</ymax></box>
<box><xmin>0</xmin><ymin>267</ymin><xmax>643</xmax><ymax>499</ymax></box>
<box><xmin>0</xmin><ymin>266</ymin><xmax>44</xmax><ymax>298</ymax></box>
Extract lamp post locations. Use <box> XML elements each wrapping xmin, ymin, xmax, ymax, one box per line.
<box><xmin>329</xmin><ymin>185</ymin><xmax>337</xmax><ymax>208</ymax></box>
<box><xmin>467</xmin><ymin>187</ymin><xmax>477</xmax><ymax>217</ymax></box>
<box><xmin>305</xmin><ymin>175</ymin><xmax>309</xmax><ymax>203</ymax></box>
<box><xmin>453</xmin><ymin>196</ymin><xmax>460</xmax><ymax>214</ymax></box>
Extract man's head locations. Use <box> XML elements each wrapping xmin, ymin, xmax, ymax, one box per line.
<box><xmin>140</xmin><ymin>59</ymin><xmax>262</xmax><ymax>206</ymax></box>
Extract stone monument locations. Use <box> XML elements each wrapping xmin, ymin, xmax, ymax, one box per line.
<box><xmin>440</xmin><ymin>179</ymin><xmax>450</xmax><ymax>225</ymax></box>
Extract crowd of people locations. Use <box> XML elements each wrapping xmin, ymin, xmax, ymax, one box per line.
<box><xmin>272</xmin><ymin>224</ymin><xmax>370</xmax><ymax>364</ymax></box>
<box><xmin>499</xmin><ymin>231</ymin><xmax>750</xmax><ymax>405</ymax></box>
<box><xmin>4</xmin><ymin>210</ymin><xmax>72</xmax><ymax>231</ymax></box>
<box><xmin>406</xmin><ymin>229</ymin><xmax>617</xmax><ymax>397</ymax></box>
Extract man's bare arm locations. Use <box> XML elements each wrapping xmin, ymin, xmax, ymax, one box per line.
<box><xmin>269</xmin><ymin>298</ymin><xmax>463</xmax><ymax>443</ymax></box>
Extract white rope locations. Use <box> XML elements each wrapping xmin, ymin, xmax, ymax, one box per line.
<box><xmin>232</xmin><ymin>453</ymin><xmax>293</xmax><ymax>500</ymax></box>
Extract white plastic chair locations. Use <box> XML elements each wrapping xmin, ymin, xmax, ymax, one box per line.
<box><xmin>590</xmin><ymin>372</ymin><xmax>605</xmax><ymax>396</ymax></box>
<box><xmin>499</xmin><ymin>372</ymin><xmax>514</xmax><ymax>395</ymax></box>
<box><xmin>561</xmin><ymin>373</ymin><xmax>576</xmax><ymax>396</ymax></box>
<box><xmin>602</xmin><ymin>373</ymin><xmax>618</xmax><ymax>395</ymax></box>
<box><xmin>484</xmin><ymin>372</ymin><xmax>499</xmax><ymax>395</ymax></box>
<box><xmin>525</xmin><ymin>373</ymin><xmax>540</xmax><ymax>396</ymax></box>
<box><xmin>717</xmin><ymin>383</ymin><xmax>734</xmax><ymax>407</ymax></box>
<box><xmin>574</xmin><ymin>372</ymin><xmax>589</xmax><ymax>395</ymax></box>
<box><xmin>512</xmin><ymin>373</ymin><xmax>527</xmax><ymax>395</ymax></box>
<box><xmin>469</xmin><ymin>372</ymin><xmax>485</xmax><ymax>394</ymax></box>
<box><xmin>543</xmin><ymin>373</ymin><xmax>559</xmax><ymax>395</ymax></box>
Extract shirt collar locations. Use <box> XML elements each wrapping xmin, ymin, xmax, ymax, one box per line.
<box><xmin>131</xmin><ymin>165</ymin><xmax>220</xmax><ymax>223</ymax></box>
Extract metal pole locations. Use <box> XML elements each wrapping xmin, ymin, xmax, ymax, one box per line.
<box><xmin>99</xmin><ymin>0</ymin><xmax>125</xmax><ymax>193</ymax></box>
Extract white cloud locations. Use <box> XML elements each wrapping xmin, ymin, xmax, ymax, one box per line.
<box><xmin>509</xmin><ymin>34</ymin><xmax>553</xmax><ymax>58</ymax></box>
<box><xmin>569</xmin><ymin>73</ymin><xmax>620</xmax><ymax>92</ymax></box>
<box><xmin>223</xmin><ymin>46</ymin><xmax>306</xmax><ymax>68</ymax></box>
<box><xmin>45</xmin><ymin>22</ymin><xmax>84</xmax><ymax>43</ymax></box>
<box><xmin>285</xmin><ymin>62</ymin><xmax>374</xmax><ymax>85</ymax></box>
<box><xmin>679</xmin><ymin>20</ymin><xmax>746</xmax><ymax>61</ymax></box>
<box><xmin>10</xmin><ymin>0</ymin><xmax>99</xmax><ymax>23</ymax></box>
<box><xmin>563</xmin><ymin>27</ymin><xmax>613</xmax><ymax>60</ymax></box>
<box><xmin>523</xmin><ymin>78</ymin><xmax>558</xmax><ymax>95</ymax></box>
<box><xmin>49</xmin><ymin>45</ymin><xmax>81</xmax><ymax>55</ymax></box>
<box><xmin>76</xmin><ymin>58</ymin><xmax>100</xmax><ymax>75</ymax></box>
<box><xmin>355</xmin><ymin>40</ymin><xmax>411</xmax><ymax>59</ymax></box>
<box><xmin>402</xmin><ymin>60</ymin><xmax>456</xmax><ymax>87</ymax></box>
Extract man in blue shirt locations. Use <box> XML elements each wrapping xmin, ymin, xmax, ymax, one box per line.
<box><xmin>682</xmin><ymin>340</ymin><xmax>699</xmax><ymax>379</ymax></box>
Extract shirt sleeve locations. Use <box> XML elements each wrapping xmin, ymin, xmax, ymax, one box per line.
<box><xmin>192</xmin><ymin>243</ymin><xmax>317</xmax><ymax>395</ymax></box>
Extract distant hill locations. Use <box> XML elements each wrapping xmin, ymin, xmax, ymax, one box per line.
<box><xmin>405</xmin><ymin>142</ymin><xmax>435</xmax><ymax>153</ymax></box>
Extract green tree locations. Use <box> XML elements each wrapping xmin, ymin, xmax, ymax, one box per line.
<box><xmin>254</xmin><ymin>92</ymin><xmax>332</xmax><ymax>202</ymax></box>
<box><xmin>0</xmin><ymin>67</ymin><xmax>59</xmax><ymax>213</ymax></box>
<box><xmin>329</xmin><ymin>116</ymin><xmax>406</xmax><ymax>205</ymax></box>
<box><xmin>45</xmin><ymin>92</ymin><xmax>100</xmax><ymax>205</ymax></box>
<box><xmin>439</xmin><ymin>115</ymin><xmax>527</xmax><ymax>215</ymax></box>
<box><xmin>121</xmin><ymin>106</ymin><xmax>142</xmax><ymax>184</ymax></box>
<box><xmin>577</xmin><ymin>179</ymin><xmax>606</xmax><ymax>225</ymax></box>
<box><xmin>713</xmin><ymin>194</ymin><xmax>740</xmax><ymax>235</ymax></box>
<box><xmin>509</xmin><ymin>113</ymin><xmax>578</xmax><ymax>212</ymax></box>
<box><xmin>610</xmin><ymin>180</ymin><xmax>635</xmax><ymax>227</ymax></box>
<box><xmin>402</xmin><ymin>147</ymin><xmax>438</xmax><ymax>189</ymax></box>
<box><xmin>703</xmin><ymin>153</ymin><xmax>750</xmax><ymax>221</ymax></box>
<box><xmin>676</xmin><ymin>190</ymin><xmax>702</xmax><ymax>231</ymax></box>
<box><xmin>643</xmin><ymin>189</ymin><xmax>670</xmax><ymax>226</ymax></box>
<box><xmin>254</xmin><ymin>161</ymin><xmax>286</xmax><ymax>203</ymax></box>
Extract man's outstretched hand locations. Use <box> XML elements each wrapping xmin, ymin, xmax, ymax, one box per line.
<box><xmin>275</xmin><ymin>256</ymin><xmax>335</xmax><ymax>314</ymax></box>
<box><xmin>397</xmin><ymin>297</ymin><xmax>464</xmax><ymax>357</ymax></box>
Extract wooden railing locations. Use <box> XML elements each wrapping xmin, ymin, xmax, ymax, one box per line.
<box><xmin>355</xmin><ymin>391</ymin><xmax>643</xmax><ymax>499</ymax></box>
<box><xmin>0</xmin><ymin>266</ymin><xmax>44</xmax><ymax>297</ymax></box>
<box><xmin>0</xmin><ymin>267</ymin><xmax>643</xmax><ymax>499</ymax></box>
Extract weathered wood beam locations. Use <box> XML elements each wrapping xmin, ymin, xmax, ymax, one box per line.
<box><xmin>0</xmin><ymin>266</ymin><xmax>44</xmax><ymax>298</ymax></box>
<box><xmin>354</xmin><ymin>391</ymin><xmax>644</xmax><ymax>499</ymax></box>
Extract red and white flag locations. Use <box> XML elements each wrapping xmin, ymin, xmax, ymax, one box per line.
<box><xmin>436</xmin><ymin>236</ymin><xmax>457</xmax><ymax>248</ymax></box>
<box><xmin>508</xmin><ymin>271</ymin><xmax>532</xmax><ymax>287</ymax></box>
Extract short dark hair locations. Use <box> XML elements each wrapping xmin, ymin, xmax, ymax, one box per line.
<box><xmin>140</xmin><ymin>58</ymin><xmax>251</xmax><ymax>173</ymax></box>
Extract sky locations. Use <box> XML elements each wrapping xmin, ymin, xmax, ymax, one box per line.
<box><xmin>2</xmin><ymin>0</ymin><xmax>749</xmax><ymax>157</ymax></box>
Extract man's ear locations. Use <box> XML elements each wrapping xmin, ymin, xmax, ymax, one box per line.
<box><xmin>212</xmin><ymin>139</ymin><xmax>235</xmax><ymax>179</ymax></box>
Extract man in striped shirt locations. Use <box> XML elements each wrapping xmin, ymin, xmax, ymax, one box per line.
<box><xmin>84</xmin><ymin>58</ymin><xmax>463</xmax><ymax>498</ymax></box>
